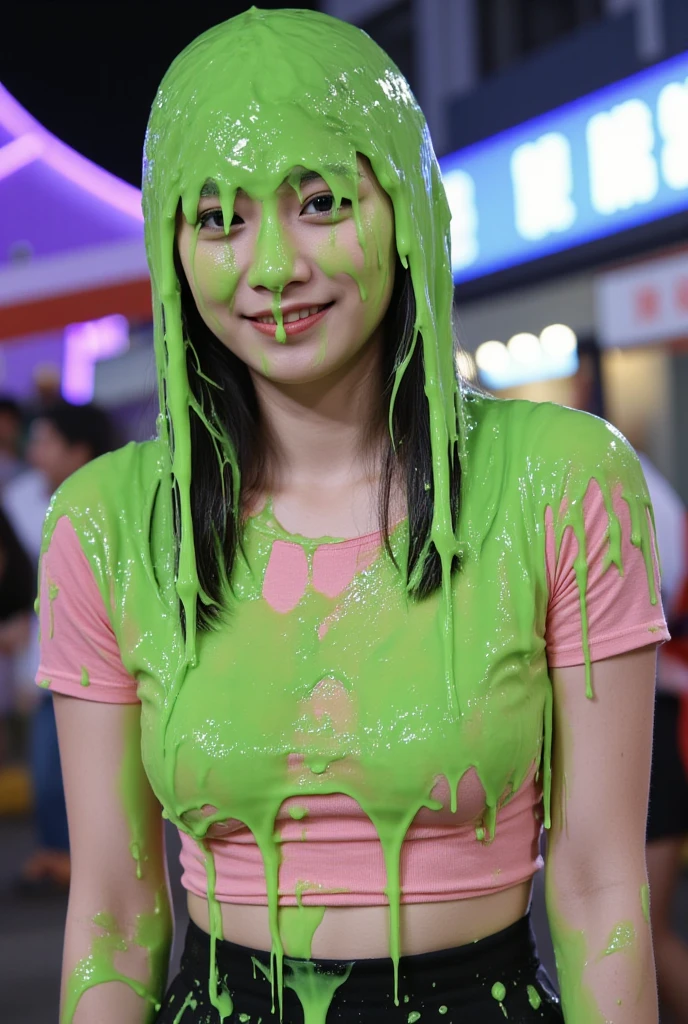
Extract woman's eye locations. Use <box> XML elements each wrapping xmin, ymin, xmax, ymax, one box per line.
<box><xmin>302</xmin><ymin>193</ymin><xmax>351</xmax><ymax>217</ymax></box>
<box><xmin>198</xmin><ymin>209</ymin><xmax>243</xmax><ymax>231</ymax></box>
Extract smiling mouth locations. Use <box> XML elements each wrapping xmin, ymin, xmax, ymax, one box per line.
<box><xmin>246</xmin><ymin>302</ymin><xmax>334</xmax><ymax>339</ymax></box>
<box><xmin>248</xmin><ymin>303</ymin><xmax>332</xmax><ymax>325</ymax></box>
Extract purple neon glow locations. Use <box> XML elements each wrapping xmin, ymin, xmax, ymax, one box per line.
<box><xmin>0</xmin><ymin>133</ymin><xmax>44</xmax><ymax>182</ymax></box>
<box><xmin>62</xmin><ymin>315</ymin><xmax>130</xmax><ymax>405</ymax></box>
<box><xmin>0</xmin><ymin>82</ymin><xmax>143</xmax><ymax>221</ymax></box>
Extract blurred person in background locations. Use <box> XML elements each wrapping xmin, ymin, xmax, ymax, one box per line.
<box><xmin>5</xmin><ymin>402</ymin><xmax>114</xmax><ymax>892</ymax></box>
<box><xmin>0</xmin><ymin>507</ymin><xmax>38</xmax><ymax>766</ymax></box>
<box><xmin>0</xmin><ymin>396</ymin><xmax>28</xmax><ymax>760</ymax></box>
<box><xmin>0</xmin><ymin>397</ymin><xmax>25</xmax><ymax>491</ymax></box>
<box><xmin>33</xmin><ymin>363</ymin><xmax>63</xmax><ymax>412</ymax></box>
<box><xmin>572</xmin><ymin>344</ymin><xmax>688</xmax><ymax>1020</ymax></box>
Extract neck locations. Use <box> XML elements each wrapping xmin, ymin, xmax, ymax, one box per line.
<box><xmin>251</xmin><ymin>338</ymin><xmax>386</xmax><ymax>492</ymax></box>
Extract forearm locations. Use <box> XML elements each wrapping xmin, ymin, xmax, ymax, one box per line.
<box><xmin>546</xmin><ymin>875</ymin><xmax>657</xmax><ymax>1023</ymax></box>
<box><xmin>60</xmin><ymin>882</ymin><xmax>173</xmax><ymax>1024</ymax></box>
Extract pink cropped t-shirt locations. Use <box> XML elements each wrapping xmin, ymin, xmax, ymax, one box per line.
<box><xmin>38</xmin><ymin>473</ymin><xmax>667</xmax><ymax>907</ymax></box>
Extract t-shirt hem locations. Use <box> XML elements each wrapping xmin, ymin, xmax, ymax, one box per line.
<box><xmin>547</xmin><ymin>620</ymin><xmax>670</xmax><ymax>668</ymax></box>
<box><xmin>35</xmin><ymin>670</ymin><xmax>140</xmax><ymax>704</ymax></box>
<box><xmin>180</xmin><ymin>862</ymin><xmax>543</xmax><ymax>905</ymax></box>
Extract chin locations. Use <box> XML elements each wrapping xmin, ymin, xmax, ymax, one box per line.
<box><xmin>259</xmin><ymin>361</ymin><xmax>337</xmax><ymax>386</ymax></box>
<box><xmin>251</xmin><ymin>343</ymin><xmax>350</xmax><ymax>384</ymax></box>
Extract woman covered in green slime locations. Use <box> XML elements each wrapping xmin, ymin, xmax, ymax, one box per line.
<box><xmin>39</xmin><ymin>8</ymin><xmax>668</xmax><ymax>1024</ymax></box>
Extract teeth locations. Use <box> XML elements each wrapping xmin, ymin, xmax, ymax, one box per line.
<box><xmin>255</xmin><ymin>305</ymin><xmax>325</xmax><ymax>325</ymax></box>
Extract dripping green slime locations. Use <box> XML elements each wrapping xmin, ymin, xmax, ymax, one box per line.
<box><xmin>44</xmin><ymin>7</ymin><xmax>660</xmax><ymax>1023</ymax></box>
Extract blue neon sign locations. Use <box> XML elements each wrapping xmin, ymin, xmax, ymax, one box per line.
<box><xmin>440</xmin><ymin>50</ymin><xmax>688</xmax><ymax>283</ymax></box>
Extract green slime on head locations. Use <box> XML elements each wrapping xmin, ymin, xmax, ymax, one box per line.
<box><xmin>41</xmin><ymin>7</ymin><xmax>662</xmax><ymax>1024</ymax></box>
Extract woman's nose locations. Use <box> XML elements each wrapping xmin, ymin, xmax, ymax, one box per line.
<box><xmin>247</xmin><ymin>204</ymin><xmax>307</xmax><ymax>293</ymax></box>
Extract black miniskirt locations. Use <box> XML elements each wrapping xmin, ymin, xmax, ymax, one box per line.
<box><xmin>156</xmin><ymin>912</ymin><xmax>562</xmax><ymax>1023</ymax></box>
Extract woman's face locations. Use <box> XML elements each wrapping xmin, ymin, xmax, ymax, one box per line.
<box><xmin>176</xmin><ymin>157</ymin><xmax>396</xmax><ymax>385</ymax></box>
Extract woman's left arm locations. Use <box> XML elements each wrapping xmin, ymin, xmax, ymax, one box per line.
<box><xmin>546</xmin><ymin>645</ymin><xmax>659</xmax><ymax>1023</ymax></box>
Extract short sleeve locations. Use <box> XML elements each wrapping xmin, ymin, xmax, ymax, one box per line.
<box><xmin>36</xmin><ymin>515</ymin><xmax>139</xmax><ymax>703</ymax></box>
<box><xmin>545</xmin><ymin>477</ymin><xmax>669</xmax><ymax>668</ymax></box>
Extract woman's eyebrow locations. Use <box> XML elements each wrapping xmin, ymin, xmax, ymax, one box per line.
<box><xmin>297</xmin><ymin>170</ymin><xmax>325</xmax><ymax>186</ymax></box>
<box><xmin>200</xmin><ymin>179</ymin><xmax>220</xmax><ymax>197</ymax></box>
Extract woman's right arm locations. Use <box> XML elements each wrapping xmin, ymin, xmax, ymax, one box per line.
<box><xmin>55</xmin><ymin>693</ymin><xmax>173</xmax><ymax>1024</ymax></box>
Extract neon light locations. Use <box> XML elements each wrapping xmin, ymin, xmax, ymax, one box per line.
<box><xmin>0</xmin><ymin>82</ymin><xmax>143</xmax><ymax>222</ymax></box>
<box><xmin>0</xmin><ymin>133</ymin><xmax>44</xmax><ymax>182</ymax></box>
<box><xmin>62</xmin><ymin>315</ymin><xmax>130</xmax><ymax>404</ymax></box>
<box><xmin>440</xmin><ymin>50</ymin><xmax>688</xmax><ymax>283</ymax></box>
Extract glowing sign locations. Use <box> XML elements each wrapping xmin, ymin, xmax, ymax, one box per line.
<box><xmin>440</xmin><ymin>50</ymin><xmax>688</xmax><ymax>283</ymax></box>
<box><xmin>62</xmin><ymin>315</ymin><xmax>130</xmax><ymax>404</ymax></box>
<box><xmin>0</xmin><ymin>82</ymin><xmax>143</xmax><ymax>221</ymax></box>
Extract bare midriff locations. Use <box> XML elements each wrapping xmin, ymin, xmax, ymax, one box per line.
<box><xmin>187</xmin><ymin>881</ymin><xmax>532</xmax><ymax>958</ymax></box>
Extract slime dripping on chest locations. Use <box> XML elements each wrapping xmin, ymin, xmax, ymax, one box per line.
<box><xmin>159</xmin><ymin>513</ymin><xmax>547</xmax><ymax>852</ymax></box>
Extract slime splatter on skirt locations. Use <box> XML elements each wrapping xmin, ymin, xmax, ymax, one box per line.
<box><xmin>156</xmin><ymin>913</ymin><xmax>562</xmax><ymax>1023</ymax></box>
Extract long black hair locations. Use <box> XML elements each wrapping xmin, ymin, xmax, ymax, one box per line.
<box><xmin>179</xmin><ymin>260</ymin><xmax>462</xmax><ymax>630</ymax></box>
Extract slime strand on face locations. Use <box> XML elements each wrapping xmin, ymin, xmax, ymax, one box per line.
<box><xmin>271</xmin><ymin>291</ymin><xmax>286</xmax><ymax>345</ymax></box>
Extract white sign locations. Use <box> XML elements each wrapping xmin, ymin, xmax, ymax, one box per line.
<box><xmin>587</xmin><ymin>99</ymin><xmax>658</xmax><ymax>216</ymax></box>
<box><xmin>511</xmin><ymin>132</ymin><xmax>576</xmax><ymax>241</ymax></box>
<box><xmin>440</xmin><ymin>52</ymin><xmax>688</xmax><ymax>283</ymax></box>
<box><xmin>595</xmin><ymin>248</ymin><xmax>688</xmax><ymax>348</ymax></box>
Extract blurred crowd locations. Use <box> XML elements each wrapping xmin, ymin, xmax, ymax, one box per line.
<box><xmin>0</xmin><ymin>380</ymin><xmax>115</xmax><ymax>896</ymax></box>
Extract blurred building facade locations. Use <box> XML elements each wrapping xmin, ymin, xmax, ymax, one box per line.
<box><xmin>324</xmin><ymin>0</ymin><xmax>688</xmax><ymax>501</ymax></box>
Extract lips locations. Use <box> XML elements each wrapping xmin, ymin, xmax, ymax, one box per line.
<box><xmin>246</xmin><ymin>302</ymin><xmax>333</xmax><ymax>338</ymax></box>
